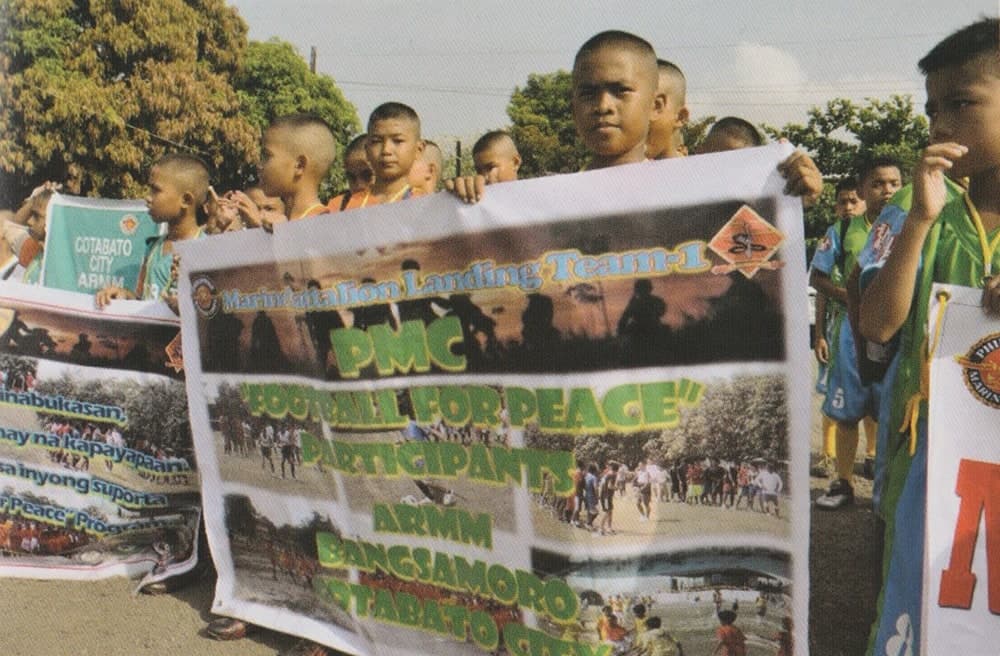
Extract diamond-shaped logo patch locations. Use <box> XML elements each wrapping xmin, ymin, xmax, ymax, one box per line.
<box><xmin>708</xmin><ymin>205</ymin><xmax>785</xmax><ymax>278</ymax></box>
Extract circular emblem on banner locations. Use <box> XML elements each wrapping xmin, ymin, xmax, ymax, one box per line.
<box><xmin>956</xmin><ymin>333</ymin><xmax>1000</xmax><ymax>409</ymax></box>
<box><xmin>120</xmin><ymin>214</ymin><xmax>139</xmax><ymax>235</ymax></box>
<box><xmin>192</xmin><ymin>276</ymin><xmax>219</xmax><ymax>319</ymax></box>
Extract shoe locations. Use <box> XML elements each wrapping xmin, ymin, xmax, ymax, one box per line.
<box><xmin>141</xmin><ymin>582</ymin><xmax>171</xmax><ymax>595</ymax></box>
<box><xmin>206</xmin><ymin>617</ymin><xmax>249</xmax><ymax>641</ymax></box>
<box><xmin>863</xmin><ymin>457</ymin><xmax>875</xmax><ymax>481</ymax></box>
<box><xmin>809</xmin><ymin>455</ymin><xmax>833</xmax><ymax>478</ymax></box>
<box><xmin>280</xmin><ymin>639</ymin><xmax>336</xmax><ymax>656</ymax></box>
<box><xmin>815</xmin><ymin>478</ymin><xmax>854</xmax><ymax>509</ymax></box>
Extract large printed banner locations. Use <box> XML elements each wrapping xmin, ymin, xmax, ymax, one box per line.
<box><xmin>41</xmin><ymin>193</ymin><xmax>161</xmax><ymax>294</ymax></box>
<box><xmin>0</xmin><ymin>282</ymin><xmax>200</xmax><ymax>583</ymax></box>
<box><xmin>179</xmin><ymin>144</ymin><xmax>811</xmax><ymax>656</ymax></box>
<box><xmin>926</xmin><ymin>284</ymin><xmax>1000</xmax><ymax>653</ymax></box>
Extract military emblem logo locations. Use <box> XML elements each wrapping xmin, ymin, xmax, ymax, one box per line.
<box><xmin>708</xmin><ymin>205</ymin><xmax>785</xmax><ymax>278</ymax></box>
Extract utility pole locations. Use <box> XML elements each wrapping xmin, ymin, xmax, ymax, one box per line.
<box><xmin>455</xmin><ymin>140</ymin><xmax>462</xmax><ymax>177</ymax></box>
<box><xmin>309</xmin><ymin>47</ymin><xmax>317</xmax><ymax>73</ymax></box>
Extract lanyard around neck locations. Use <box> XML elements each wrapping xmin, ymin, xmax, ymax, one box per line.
<box><xmin>963</xmin><ymin>193</ymin><xmax>1000</xmax><ymax>281</ymax></box>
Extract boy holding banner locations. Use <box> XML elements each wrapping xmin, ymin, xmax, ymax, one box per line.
<box><xmin>472</xmin><ymin>130</ymin><xmax>522</xmax><ymax>182</ymax></box>
<box><xmin>858</xmin><ymin>17</ymin><xmax>1000</xmax><ymax>654</ymax></box>
<box><xmin>20</xmin><ymin>189</ymin><xmax>54</xmax><ymax>285</ymax></box>
<box><xmin>447</xmin><ymin>31</ymin><xmax>821</xmax><ymax>204</ymax></box>
<box><xmin>337</xmin><ymin>102</ymin><xmax>425</xmax><ymax>210</ymax></box>
<box><xmin>257</xmin><ymin>113</ymin><xmax>336</xmax><ymax>222</ymax></box>
<box><xmin>96</xmin><ymin>153</ymin><xmax>208</xmax><ymax>308</ymax></box>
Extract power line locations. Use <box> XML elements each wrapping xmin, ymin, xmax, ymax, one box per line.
<box><xmin>335</xmin><ymin>80</ymin><xmax>512</xmax><ymax>97</ymax></box>
<box><xmin>318</xmin><ymin>30</ymin><xmax>947</xmax><ymax>59</ymax></box>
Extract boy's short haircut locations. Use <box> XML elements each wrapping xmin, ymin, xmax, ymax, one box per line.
<box><xmin>717</xmin><ymin>609</ymin><xmax>737</xmax><ymax>625</ymax></box>
<box><xmin>574</xmin><ymin>30</ymin><xmax>658</xmax><ymax>87</ymax></box>
<box><xmin>834</xmin><ymin>177</ymin><xmax>859</xmax><ymax>195</ymax></box>
<box><xmin>422</xmin><ymin>140</ymin><xmax>443</xmax><ymax>168</ymax></box>
<box><xmin>345</xmin><ymin>134</ymin><xmax>368</xmax><ymax>156</ymax></box>
<box><xmin>918</xmin><ymin>17</ymin><xmax>999</xmax><ymax>75</ymax></box>
<box><xmin>153</xmin><ymin>152</ymin><xmax>210</xmax><ymax>212</ymax></box>
<box><xmin>856</xmin><ymin>154</ymin><xmax>903</xmax><ymax>186</ymax></box>
<box><xmin>269</xmin><ymin>113</ymin><xmax>337</xmax><ymax>178</ymax></box>
<box><xmin>657</xmin><ymin>58</ymin><xmax>686</xmax><ymax>102</ymax></box>
<box><xmin>645</xmin><ymin>617</ymin><xmax>662</xmax><ymax>630</ymax></box>
<box><xmin>473</xmin><ymin>130</ymin><xmax>516</xmax><ymax>157</ymax></box>
<box><xmin>368</xmin><ymin>102</ymin><xmax>421</xmax><ymax>135</ymax></box>
<box><xmin>709</xmin><ymin>117</ymin><xmax>765</xmax><ymax>148</ymax></box>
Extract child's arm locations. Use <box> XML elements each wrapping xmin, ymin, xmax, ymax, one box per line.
<box><xmin>776</xmin><ymin>149</ymin><xmax>823</xmax><ymax>207</ymax></box>
<box><xmin>810</xmin><ymin>268</ymin><xmax>845</xmax><ymax>304</ymax></box>
<box><xmin>860</xmin><ymin>143</ymin><xmax>966</xmax><ymax>343</ymax></box>
<box><xmin>95</xmin><ymin>286</ymin><xmax>137</xmax><ymax>308</ymax></box>
<box><xmin>814</xmin><ymin>290</ymin><xmax>829</xmax><ymax>364</ymax></box>
<box><xmin>985</xmin><ymin>275</ymin><xmax>1000</xmax><ymax>314</ymax></box>
<box><xmin>444</xmin><ymin>174</ymin><xmax>487</xmax><ymax>204</ymax></box>
<box><xmin>229</xmin><ymin>190</ymin><xmax>267</xmax><ymax>230</ymax></box>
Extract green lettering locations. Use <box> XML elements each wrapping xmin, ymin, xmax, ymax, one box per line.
<box><xmin>505</xmin><ymin>387</ymin><xmax>536</xmax><ymax>426</ymax></box>
<box><xmin>565</xmin><ymin>387</ymin><xmax>603</xmax><ymax>430</ymax></box>
<box><xmin>371</xmin><ymin>320</ymin><xmax>430</xmax><ymax>375</ymax></box>
<box><xmin>603</xmin><ymin>384</ymin><xmax>640</xmax><ymax>429</ymax></box>
<box><xmin>427</xmin><ymin>315</ymin><xmax>466</xmax><ymax>372</ymax></box>
<box><xmin>372</xmin><ymin>504</ymin><xmax>400</xmax><ymax>533</ymax></box>
<box><xmin>330</xmin><ymin>327</ymin><xmax>373</xmax><ymax>378</ymax></box>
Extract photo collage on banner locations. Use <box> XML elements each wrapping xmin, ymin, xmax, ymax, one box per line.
<box><xmin>0</xmin><ymin>282</ymin><xmax>200</xmax><ymax>584</ymax></box>
<box><xmin>179</xmin><ymin>143</ymin><xmax>811</xmax><ymax>656</ymax></box>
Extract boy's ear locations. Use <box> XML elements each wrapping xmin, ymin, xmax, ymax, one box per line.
<box><xmin>650</xmin><ymin>91</ymin><xmax>667</xmax><ymax>122</ymax></box>
<box><xmin>181</xmin><ymin>190</ymin><xmax>195</xmax><ymax>211</ymax></box>
<box><xmin>676</xmin><ymin>104</ymin><xmax>690</xmax><ymax>128</ymax></box>
<box><xmin>416</xmin><ymin>139</ymin><xmax>426</xmax><ymax>156</ymax></box>
<box><xmin>512</xmin><ymin>153</ymin><xmax>522</xmax><ymax>171</ymax></box>
<box><xmin>294</xmin><ymin>154</ymin><xmax>308</xmax><ymax>179</ymax></box>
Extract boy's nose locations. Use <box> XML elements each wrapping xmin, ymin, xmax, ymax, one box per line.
<box><xmin>595</xmin><ymin>91</ymin><xmax>614</xmax><ymax>113</ymax></box>
<box><xmin>929</xmin><ymin>117</ymin><xmax>951</xmax><ymax>142</ymax></box>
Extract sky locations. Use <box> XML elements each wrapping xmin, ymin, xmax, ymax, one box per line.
<box><xmin>231</xmin><ymin>0</ymin><xmax>998</xmax><ymax>149</ymax></box>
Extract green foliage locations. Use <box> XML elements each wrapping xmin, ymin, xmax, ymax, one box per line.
<box><xmin>442</xmin><ymin>139</ymin><xmax>475</xmax><ymax>178</ymax></box>
<box><xmin>233</xmin><ymin>38</ymin><xmax>360</xmax><ymax>195</ymax></box>
<box><xmin>682</xmin><ymin>115</ymin><xmax>716</xmax><ymax>154</ymax></box>
<box><xmin>524</xmin><ymin>377</ymin><xmax>784</xmax><ymax>467</ymax></box>
<box><xmin>0</xmin><ymin>0</ymin><xmax>259</xmax><ymax>205</ymax></box>
<box><xmin>506</xmin><ymin>71</ymin><xmax>590</xmax><ymax>177</ymax></box>
<box><xmin>34</xmin><ymin>373</ymin><xmax>192</xmax><ymax>458</ymax></box>
<box><xmin>646</xmin><ymin>375</ymin><xmax>787</xmax><ymax>465</ymax></box>
<box><xmin>764</xmin><ymin>95</ymin><xmax>929</xmax><ymax>244</ymax></box>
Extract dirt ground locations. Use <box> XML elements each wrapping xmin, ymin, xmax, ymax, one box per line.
<box><xmin>0</xmin><ymin>376</ymin><xmax>877</xmax><ymax>656</ymax></box>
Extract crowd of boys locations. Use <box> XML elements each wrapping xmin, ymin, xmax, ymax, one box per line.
<box><xmin>1</xmin><ymin>18</ymin><xmax>997</xmax><ymax>656</ymax></box>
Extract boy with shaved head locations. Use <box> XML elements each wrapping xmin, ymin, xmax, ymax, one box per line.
<box><xmin>408</xmin><ymin>139</ymin><xmax>443</xmax><ymax>195</ymax></box>
<box><xmin>339</xmin><ymin>102</ymin><xmax>425</xmax><ymax>210</ymax></box>
<box><xmin>448</xmin><ymin>31</ymin><xmax>820</xmax><ymax>202</ymax></box>
<box><xmin>697</xmin><ymin>117</ymin><xmax>766</xmax><ymax>154</ymax></box>
<box><xmin>646</xmin><ymin>59</ymin><xmax>689</xmax><ymax>160</ymax></box>
<box><xmin>258</xmin><ymin>113</ymin><xmax>337</xmax><ymax>221</ymax></box>
<box><xmin>95</xmin><ymin>153</ymin><xmax>208</xmax><ymax>307</ymax></box>
<box><xmin>571</xmin><ymin>30</ymin><xmax>663</xmax><ymax>169</ymax></box>
<box><xmin>473</xmin><ymin>130</ymin><xmax>522</xmax><ymax>182</ymax></box>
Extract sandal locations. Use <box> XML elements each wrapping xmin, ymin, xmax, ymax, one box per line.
<box><xmin>206</xmin><ymin>616</ymin><xmax>249</xmax><ymax>641</ymax></box>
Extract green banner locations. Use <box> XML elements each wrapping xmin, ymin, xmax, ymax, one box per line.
<box><xmin>41</xmin><ymin>194</ymin><xmax>161</xmax><ymax>294</ymax></box>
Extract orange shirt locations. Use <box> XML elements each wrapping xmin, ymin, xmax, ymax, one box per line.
<box><xmin>329</xmin><ymin>186</ymin><xmax>420</xmax><ymax>212</ymax></box>
<box><xmin>715</xmin><ymin>624</ymin><xmax>747</xmax><ymax>656</ymax></box>
<box><xmin>293</xmin><ymin>203</ymin><xmax>330</xmax><ymax>220</ymax></box>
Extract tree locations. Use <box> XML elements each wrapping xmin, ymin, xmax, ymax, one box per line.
<box><xmin>644</xmin><ymin>375</ymin><xmax>787</xmax><ymax>464</ymax></box>
<box><xmin>233</xmin><ymin>38</ymin><xmax>361</xmax><ymax>195</ymax></box>
<box><xmin>681</xmin><ymin>115</ymin><xmax>716</xmax><ymax>154</ymax></box>
<box><xmin>764</xmin><ymin>95</ymin><xmax>928</xmax><ymax>245</ymax></box>
<box><xmin>506</xmin><ymin>71</ymin><xmax>590</xmax><ymax>178</ymax></box>
<box><xmin>0</xmin><ymin>0</ymin><xmax>259</xmax><ymax>206</ymax></box>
